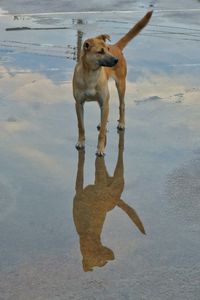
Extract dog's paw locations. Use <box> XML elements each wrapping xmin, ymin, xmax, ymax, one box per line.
<box><xmin>117</xmin><ymin>122</ymin><xmax>125</xmax><ymax>131</ymax></box>
<box><xmin>96</xmin><ymin>149</ymin><xmax>105</xmax><ymax>157</ymax></box>
<box><xmin>75</xmin><ymin>141</ymin><xmax>85</xmax><ymax>150</ymax></box>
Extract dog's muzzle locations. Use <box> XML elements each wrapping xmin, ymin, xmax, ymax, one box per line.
<box><xmin>97</xmin><ymin>56</ymin><xmax>118</xmax><ymax>67</ymax></box>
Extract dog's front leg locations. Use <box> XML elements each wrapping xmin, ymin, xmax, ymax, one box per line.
<box><xmin>96</xmin><ymin>98</ymin><xmax>109</xmax><ymax>156</ymax></box>
<box><xmin>97</xmin><ymin>102</ymin><xmax>107</xmax><ymax>131</ymax></box>
<box><xmin>75</xmin><ymin>101</ymin><xmax>85</xmax><ymax>150</ymax></box>
<box><xmin>97</xmin><ymin>103</ymin><xmax>102</xmax><ymax>131</ymax></box>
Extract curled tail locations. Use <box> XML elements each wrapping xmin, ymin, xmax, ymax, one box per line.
<box><xmin>115</xmin><ymin>11</ymin><xmax>153</xmax><ymax>50</ymax></box>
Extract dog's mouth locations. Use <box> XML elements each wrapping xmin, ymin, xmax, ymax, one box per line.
<box><xmin>97</xmin><ymin>56</ymin><xmax>118</xmax><ymax>67</ymax></box>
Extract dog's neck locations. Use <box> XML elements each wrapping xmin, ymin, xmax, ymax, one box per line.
<box><xmin>81</xmin><ymin>55</ymin><xmax>101</xmax><ymax>73</ymax></box>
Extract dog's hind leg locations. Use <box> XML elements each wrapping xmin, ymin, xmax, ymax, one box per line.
<box><xmin>116</xmin><ymin>79</ymin><xmax>126</xmax><ymax>130</ymax></box>
<box><xmin>75</xmin><ymin>102</ymin><xmax>85</xmax><ymax>150</ymax></box>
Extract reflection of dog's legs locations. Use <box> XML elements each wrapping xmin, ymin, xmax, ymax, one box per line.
<box><xmin>75</xmin><ymin>149</ymin><xmax>85</xmax><ymax>193</ymax></box>
<box><xmin>109</xmin><ymin>130</ymin><xmax>125</xmax><ymax>200</ymax></box>
<box><xmin>75</xmin><ymin>102</ymin><xmax>85</xmax><ymax>150</ymax></box>
<box><xmin>114</xmin><ymin>130</ymin><xmax>125</xmax><ymax>179</ymax></box>
<box><xmin>116</xmin><ymin>79</ymin><xmax>126</xmax><ymax>130</ymax></box>
<box><xmin>95</xmin><ymin>156</ymin><xmax>109</xmax><ymax>187</ymax></box>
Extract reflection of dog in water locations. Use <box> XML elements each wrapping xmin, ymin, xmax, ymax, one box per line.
<box><xmin>73</xmin><ymin>131</ymin><xmax>145</xmax><ymax>271</ymax></box>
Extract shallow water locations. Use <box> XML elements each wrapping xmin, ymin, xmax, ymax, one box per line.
<box><xmin>0</xmin><ymin>6</ymin><xmax>200</xmax><ymax>300</ymax></box>
<box><xmin>0</xmin><ymin>0</ymin><xmax>200</xmax><ymax>13</ymax></box>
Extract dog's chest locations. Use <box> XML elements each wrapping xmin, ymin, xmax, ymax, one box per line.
<box><xmin>78</xmin><ymin>78</ymin><xmax>99</xmax><ymax>100</ymax></box>
<box><xmin>84</xmin><ymin>87</ymin><xmax>96</xmax><ymax>98</ymax></box>
<box><xmin>74</xmin><ymin>66</ymin><xmax>107</xmax><ymax>102</ymax></box>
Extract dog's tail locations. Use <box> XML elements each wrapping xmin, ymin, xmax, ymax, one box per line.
<box><xmin>117</xmin><ymin>199</ymin><xmax>146</xmax><ymax>234</ymax></box>
<box><xmin>114</xmin><ymin>11</ymin><xmax>153</xmax><ymax>50</ymax></box>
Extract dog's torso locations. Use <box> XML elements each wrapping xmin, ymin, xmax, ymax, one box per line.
<box><xmin>73</xmin><ymin>62</ymin><xmax>110</xmax><ymax>106</ymax></box>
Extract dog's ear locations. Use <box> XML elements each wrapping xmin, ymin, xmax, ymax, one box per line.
<box><xmin>95</xmin><ymin>34</ymin><xmax>111</xmax><ymax>42</ymax></box>
<box><xmin>83</xmin><ymin>41</ymin><xmax>91</xmax><ymax>51</ymax></box>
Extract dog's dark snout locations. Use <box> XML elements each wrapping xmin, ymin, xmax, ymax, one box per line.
<box><xmin>113</xmin><ymin>57</ymin><xmax>118</xmax><ymax>64</ymax></box>
<box><xmin>109</xmin><ymin>56</ymin><xmax>118</xmax><ymax>67</ymax></box>
<box><xmin>98</xmin><ymin>55</ymin><xmax>119</xmax><ymax>67</ymax></box>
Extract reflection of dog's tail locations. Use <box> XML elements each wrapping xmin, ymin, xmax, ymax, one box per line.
<box><xmin>115</xmin><ymin>11</ymin><xmax>153</xmax><ymax>50</ymax></box>
<box><xmin>117</xmin><ymin>199</ymin><xmax>146</xmax><ymax>234</ymax></box>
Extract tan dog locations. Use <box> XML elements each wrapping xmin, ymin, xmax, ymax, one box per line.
<box><xmin>73</xmin><ymin>11</ymin><xmax>153</xmax><ymax>156</ymax></box>
<box><xmin>73</xmin><ymin>131</ymin><xmax>145</xmax><ymax>271</ymax></box>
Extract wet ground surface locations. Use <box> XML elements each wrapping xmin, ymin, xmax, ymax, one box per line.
<box><xmin>0</xmin><ymin>1</ymin><xmax>200</xmax><ymax>300</ymax></box>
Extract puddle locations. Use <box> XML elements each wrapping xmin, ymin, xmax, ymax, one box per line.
<box><xmin>0</xmin><ymin>6</ymin><xmax>200</xmax><ymax>300</ymax></box>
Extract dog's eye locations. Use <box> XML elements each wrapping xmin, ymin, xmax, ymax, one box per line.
<box><xmin>97</xmin><ymin>48</ymin><xmax>105</xmax><ymax>54</ymax></box>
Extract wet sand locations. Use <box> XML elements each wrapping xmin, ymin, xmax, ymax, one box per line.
<box><xmin>0</xmin><ymin>3</ymin><xmax>200</xmax><ymax>300</ymax></box>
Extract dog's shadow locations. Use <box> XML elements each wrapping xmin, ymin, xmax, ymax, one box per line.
<box><xmin>73</xmin><ymin>131</ymin><xmax>145</xmax><ymax>272</ymax></box>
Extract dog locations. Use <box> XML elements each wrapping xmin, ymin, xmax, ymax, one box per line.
<box><xmin>73</xmin><ymin>11</ymin><xmax>153</xmax><ymax>156</ymax></box>
<box><xmin>73</xmin><ymin>131</ymin><xmax>145</xmax><ymax>271</ymax></box>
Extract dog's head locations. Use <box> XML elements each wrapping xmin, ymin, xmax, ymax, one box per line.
<box><xmin>82</xmin><ymin>34</ymin><xmax>118</xmax><ymax>69</ymax></box>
